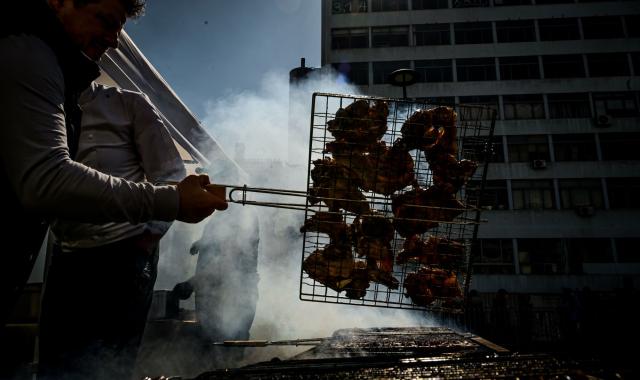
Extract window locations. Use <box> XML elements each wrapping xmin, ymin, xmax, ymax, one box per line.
<box><xmin>468</xmin><ymin>180</ymin><xmax>509</xmax><ymax>210</ymax></box>
<box><xmin>372</xmin><ymin>0</ymin><xmax>408</xmax><ymax>11</ymax></box>
<box><xmin>552</xmin><ymin>134</ymin><xmax>597</xmax><ymax>161</ymax></box>
<box><xmin>454</xmin><ymin>22</ymin><xmax>493</xmax><ymax>44</ymax></box>
<box><xmin>503</xmin><ymin>94</ymin><xmax>545</xmax><ymax>119</ymax></box>
<box><xmin>616</xmin><ymin>238</ymin><xmax>640</xmax><ymax>263</ymax></box>
<box><xmin>332</xmin><ymin>0</ymin><xmax>368</xmax><ymax>14</ymax></box>
<box><xmin>518</xmin><ymin>239</ymin><xmax>563</xmax><ymax>274</ymax></box>
<box><xmin>459</xmin><ymin>95</ymin><xmax>500</xmax><ymax>121</ymax></box>
<box><xmin>607</xmin><ymin>178</ymin><xmax>640</xmax><ymax>209</ymax></box>
<box><xmin>456</xmin><ymin>58</ymin><xmax>496</xmax><ymax>81</ymax></box>
<box><xmin>542</xmin><ymin>55</ymin><xmax>585</xmax><ymax>78</ymax></box>
<box><xmin>538</xmin><ymin>18</ymin><xmax>580</xmax><ymax>41</ymax></box>
<box><xmin>332</xmin><ymin>62</ymin><xmax>369</xmax><ymax>85</ymax></box>
<box><xmin>581</xmin><ymin>16</ymin><xmax>624</xmax><ymax>39</ymax></box>
<box><xmin>558</xmin><ymin>179</ymin><xmax>604</xmax><ymax>209</ymax></box>
<box><xmin>496</xmin><ymin>20</ymin><xmax>536</xmax><ymax>43</ymax></box>
<box><xmin>453</xmin><ymin>0</ymin><xmax>489</xmax><ymax>8</ymax></box>
<box><xmin>412</xmin><ymin>0</ymin><xmax>448</xmax><ymax>9</ymax></box>
<box><xmin>626</xmin><ymin>15</ymin><xmax>640</xmax><ymax>38</ymax></box>
<box><xmin>632</xmin><ymin>52</ymin><xmax>640</xmax><ymax>75</ymax></box>
<box><xmin>566</xmin><ymin>239</ymin><xmax>613</xmax><ymax>274</ymax></box>
<box><xmin>414</xmin><ymin>24</ymin><xmax>450</xmax><ymax>46</ymax></box>
<box><xmin>372</xmin><ymin>26</ymin><xmax>409</xmax><ymax>47</ymax></box>
<box><xmin>512</xmin><ymin>180</ymin><xmax>555</xmax><ymax>210</ymax></box>
<box><xmin>499</xmin><ymin>56</ymin><xmax>540</xmax><ymax>80</ymax></box>
<box><xmin>547</xmin><ymin>93</ymin><xmax>591</xmax><ymax>119</ymax></box>
<box><xmin>593</xmin><ymin>92</ymin><xmax>638</xmax><ymax>117</ymax></box>
<box><xmin>415</xmin><ymin>59</ymin><xmax>452</xmax><ymax>82</ymax></box>
<box><xmin>493</xmin><ymin>0</ymin><xmax>531</xmax><ymax>6</ymax></box>
<box><xmin>507</xmin><ymin>135</ymin><xmax>549</xmax><ymax>162</ymax></box>
<box><xmin>587</xmin><ymin>53</ymin><xmax>630</xmax><ymax>77</ymax></box>
<box><xmin>600</xmin><ymin>133</ymin><xmax>640</xmax><ymax>160</ymax></box>
<box><xmin>331</xmin><ymin>28</ymin><xmax>369</xmax><ymax>49</ymax></box>
<box><xmin>536</xmin><ymin>0</ymin><xmax>573</xmax><ymax>4</ymax></box>
<box><xmin>372</xmin><ymin>61</ymin><xmax>410</xmax><ymax>84</ymax></box>
<box><xmin>472</xmin><ymin>239</ymin><xmax>515</xmax><ymax>274</ymax></box>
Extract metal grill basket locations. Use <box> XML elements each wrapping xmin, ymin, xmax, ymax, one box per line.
<box><xmin>299</xmin><ymin>92</ymin><xmax>496</xmax><ymax>313</ymax></box>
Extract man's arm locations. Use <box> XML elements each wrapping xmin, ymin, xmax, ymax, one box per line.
<box><xmin>0</xmin><ymin>35</ymin><xmax>179</xmax><ymax>223</ymax></box>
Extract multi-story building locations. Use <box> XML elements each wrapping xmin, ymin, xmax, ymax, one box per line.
<box><xmin>321</xmin><ymin>0</ymin><xmax>640</xmax><ymax>297</ymax></box>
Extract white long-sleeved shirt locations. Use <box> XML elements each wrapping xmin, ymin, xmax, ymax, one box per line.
<box><xmin>0</xmin><ymin>34</ymin><xmax>179</xmax><ymax>225</ymax></box>
<box><xmin>51</xmin><ymin>83</ymin><xmax>187</xmax><ymax>249</ymax></box>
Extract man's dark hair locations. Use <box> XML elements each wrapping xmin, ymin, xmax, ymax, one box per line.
<box><xmin>73</xmin><ymin>0</ymin><xmax>146</xmax><ymax>18</ymax></box>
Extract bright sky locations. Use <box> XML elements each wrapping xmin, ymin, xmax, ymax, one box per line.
<box><xmin>124</xmin><ymin>0</ymin><xmax>321</xmax><ymax>120</ymax></box>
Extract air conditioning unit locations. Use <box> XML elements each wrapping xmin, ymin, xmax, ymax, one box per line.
<box><xmin>594</xmin><ymin>114</ymin><xmax>612</xmax><ymax>128</ymax></box>
<box><xmin>575</xmin><ymin>205</ymin><xmax>596</xmax><ymax>217</ymax></box>
<box><xmin>531</xmin><ymin>159</ymin><xmax>547</xmax><ymax>169</ymax></box>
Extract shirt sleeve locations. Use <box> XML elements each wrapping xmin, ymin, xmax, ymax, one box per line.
<box><xmin>129</xmin><ymin>91</ymin><xmax>188</xmax><ymax>184</ymax></box>
<box><xmin>0</xmin><ymin>35</ymin><xmax>179</xmax><ymax>223</ymax></box>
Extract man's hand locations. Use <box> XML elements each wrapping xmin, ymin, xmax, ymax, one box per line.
<box><xmin>176</xmin><ymin>175</ymin><xmax>227</xmax><ymax>223</ymax></box>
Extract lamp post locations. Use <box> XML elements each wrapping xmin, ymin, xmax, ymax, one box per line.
<box><xmin>388</xmin><ymin>68</ymin><xmax>419</xmax><ymax>99</ymax></box>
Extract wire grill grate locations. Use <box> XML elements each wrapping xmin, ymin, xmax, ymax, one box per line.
<box><xmin>299</xmin><ymin>93</ymin><xmax>496</xmax><ymax>313</ymax></box>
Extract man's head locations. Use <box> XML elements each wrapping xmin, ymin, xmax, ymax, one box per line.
<box><xmin>48</xmin><ymin>0</ymin><xmax>145</xmax><ymax>61</ymax></box>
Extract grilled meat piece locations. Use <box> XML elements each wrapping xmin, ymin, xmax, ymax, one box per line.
<box><xmin>355</xmin><ymin>237</ymin><xmax>392</xmax><ymax>261</ymax></box>
<box><xmin>303</xmin><ymin>248</ymin><xmax>355</xmax><ymax>292</ymax></box>
<box><xmin>358</xmin><ymin>142</ymin><xmax>416</xmax><ymax>195</ymax></box>
<box><xmin>344</xmin><ymin>262</ymin><xmax>371</xmax><ymax>299</ymax></box>
<box><xmin>300</xmin><ymin>212</ymin><xmax>352</xmax><ymax>246</ymax></box>
<box><xmin>367</xmin><ymin>265</ymin><xmax>399</xmax><ymax>290</ymax></box>
<box><xmin>392</xmin><ymin>186</ymin><xmax>465</xmax><ymax>238</ymax></box>
<box><xmin>404</xmin><ymin>266</ymin><xmax>462</xmax><ymax>307</ymax></box>
<box><xmin>430</xmin><ymin>155</ymin><xmax>478</xmax><ymax>194</ymax></box>
<box><xmin>327</xmin><ymin>100</ymin><xmax>388</xmax><ymax>145</ymax></box>
<box><xmin>395</xmin><ymin>109</ymin><xmax>444</xmax><ymax>152</ymax></box>
<box><xmin>352</xmin><ymin>211</ymin><xmax>395</xmax><ymax>243</ymax></box>
<box><xmin>396</xmin><ymin>235</ymin><xmax>465</xmax><ymax>266</ymax></box>
<box><xmin>309</xmin><ymin>158</ymin><xmax>370</xmax><ymax>214</ymax></box>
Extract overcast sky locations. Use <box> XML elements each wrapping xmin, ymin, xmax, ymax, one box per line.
<box><xmin>124</xmin><ymin>0</ymin><xmax>321</xmax><ymax>119</ymax></box>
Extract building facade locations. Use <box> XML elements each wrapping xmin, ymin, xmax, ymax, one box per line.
<box><xmin>321</xmin><ymin>0</ymin><xmax>640</xmax><ymax>295</ymax></box>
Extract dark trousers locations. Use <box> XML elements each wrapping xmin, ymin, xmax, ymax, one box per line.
<box><xmin>38</xmin><ymin>234</ymin><xmax>159</xmax><ymax>380</ymax></box>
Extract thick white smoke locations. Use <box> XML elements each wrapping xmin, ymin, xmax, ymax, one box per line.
<box><xmin>154</xmin><ymin>69</ymin><xmax>438</xmax><ymax>369</ymax></box>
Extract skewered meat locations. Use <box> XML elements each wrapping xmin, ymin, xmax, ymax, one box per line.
<box><xmin>392</xmin><ymin>186</ymin><xmax>465</xmax><ymax>238</ymax></box>
<box><xmin>309</xmin><ymin>158</ymin><xmax>370</xmax><ymax>214</ymax></box>
<box><xmin>404</xmin><ymin>267</ymin><xmax>462</xmax><ymax>307</ymax></box>
<box><xmin>430</xmin><ymin>155</ymin><xmax>478</xmax><ymax>194</ymax></box>
<box><xmin>327</xmin><ymin>100</ymin><xmax>388</xmax><ymax>145</ymax></box>
<box><xmin>303</xmin><ymin>248</ymin><xmax>355</xmax><ymax>292</ymax></box>
<box><xmin>396</xmin><ymin>235</ymin><xmax>465</xmax><ymax>267</ymax></box>
<box><xmin>300</xmin><ymin>212</ymin><xmax>352</xmax><ymax>246</ymax></box>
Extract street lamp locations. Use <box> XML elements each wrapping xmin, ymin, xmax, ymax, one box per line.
<box><xmin>388</xmin><ymin>68</ymin><xmax>419</xmax><ymax>99</ymax></box>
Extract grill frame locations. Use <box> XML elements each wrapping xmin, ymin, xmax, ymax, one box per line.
<box><xmin>299</xmin><ymin>92</ymin><xmax>497</xmax><ymax>313</ymax></box>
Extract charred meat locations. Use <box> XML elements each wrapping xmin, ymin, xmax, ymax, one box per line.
<box><xmin>392</xmin><ymin>186</ymin><xmax>465</xmax><ymax>238</ymax></box>
<box><xmin>303</xmin><ymin>248</ymin><xmax>355</xmax><ymax>292</ymax></box>
<box><xmin>396</xmin><ymin>235</ymin><xmax>465</xmax><ymax>267</ymax></box>
<box><xmin>309</xmin><ymin>158</ymin><xmax>370</xmax><ymax>214</ymax></box>
<box><xmin>300</xmin><ymin>212</ymin><xmax>352</xmax><ymax>246</ymax></box>
<box><xmin>327</xmin><ymin>100</ymin><xmax>388</xmax><ymax>145</ymax></box>
<box><xmin>404</xmin><ymin>266</ymin><xmax>462</xmax><ymax>307</ymax></box>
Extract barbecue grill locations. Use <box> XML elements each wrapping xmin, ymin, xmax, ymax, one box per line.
<box><xmin>221</xmin><ymin>92</ymin><xmax>496</xmax><ymax>314</ymax></box>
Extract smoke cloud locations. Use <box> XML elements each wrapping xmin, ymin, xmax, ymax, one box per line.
<box><xmin>154</xmin><ymin>69</ymin><xmax>439</xmax><ymax>370</ymax></box>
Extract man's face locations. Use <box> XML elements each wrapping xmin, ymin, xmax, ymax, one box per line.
<box><xmin>49</xmin><ymin>0</ymin><xmax>127</xmax><ymax>61</ymax></box>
